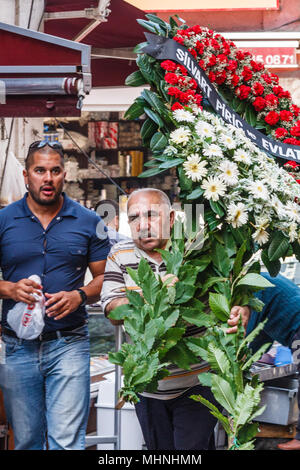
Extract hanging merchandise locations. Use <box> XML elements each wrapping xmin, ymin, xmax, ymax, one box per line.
<box><xmin>0</xmin><ymin>140</ymin><xmax>26</xmax><ymax>206</ymax></box>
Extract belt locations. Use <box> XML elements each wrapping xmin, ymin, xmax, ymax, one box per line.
<box><xmin>2</xmin><ymin>321</ymin><xmax>87</xmax><ymax>342</ymax></box>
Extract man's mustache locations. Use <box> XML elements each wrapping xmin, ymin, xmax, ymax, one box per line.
<box><xmin>138</xmin><ymin>230</ymin><xmax>158</xmax><ymax>239</ymax></box>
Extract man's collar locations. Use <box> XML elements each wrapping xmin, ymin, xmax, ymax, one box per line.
<box><xmin>14</xmin><ymin>192</ymin><xmax>77</xmax><ymax>218</ymax></box>
<box><xmin>134</xmin><ymin>243</ymin><xmax>167</xmax><ymax>266</ymax></box>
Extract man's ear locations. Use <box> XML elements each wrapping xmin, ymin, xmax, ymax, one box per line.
<box><xmin>23</xmin><ymin>169</ymin><xmax>28</xmax><ymax>186</ymax></box>
<box><xmin>170</xmin><ymin>209</ymin><xmax>176</xmax><ymax>228</ymax></box>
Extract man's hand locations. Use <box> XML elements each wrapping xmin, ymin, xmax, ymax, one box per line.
<box><xmin>45</xmin><ymin>290</ymin><xmax>82</xmax><ymax>321</ymax></box>
<box><xmin>105</xmin><ymin>297</ymin><xmax>129</xmax><ymax>326</ymax></box>
<box><xmin>161</xmin><ymin>274</ymin><xmax>179</xmax><ymax>287</ymax></box>
<box><xmin>226</xmin><ymin>306</ymin><xmax>251</xmax><ymax>335</ymax></box>
<box><xmin>9</xmin><ymin>278</ymin><xmax>42</xmax><ymax>304</ymax></box>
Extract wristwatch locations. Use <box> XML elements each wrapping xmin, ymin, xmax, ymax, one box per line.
<box><xmin>77</xmin><ymin>288</ymin><xmax>87</xmax><ymax>306</ymax></box>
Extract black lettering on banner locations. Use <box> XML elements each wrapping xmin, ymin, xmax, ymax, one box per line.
<box><xmin>142</xmin><ymin>33</ymin><xmax>300</xmax><ymax>163</ymax></box>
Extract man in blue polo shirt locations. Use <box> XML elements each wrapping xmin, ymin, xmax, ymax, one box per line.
<box><xmin>0</xmin><ymin>140</ymin><xmax>110</xmax><ymax>450</ymax></box>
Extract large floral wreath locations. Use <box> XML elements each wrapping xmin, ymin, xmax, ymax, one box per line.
<box><xmin>108</xmin><ymin>15</ymin><xmax>300</xmax><ymax>450</ymax></box>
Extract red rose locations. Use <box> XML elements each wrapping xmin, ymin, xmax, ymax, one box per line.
<box><xmin>252</xmin><ymin>82</ymin><xmax>264</xmax><ymax>96</ymax></box>
<box><xmin>265</xmin><ymin>111</ymin><xmax>280</xmax><ymax>126</ymax></box>
<box><xmin>242</xmin><ymin>66</ymin><xmax>253</xmax><ymax>82</ymax></box>
<box><xmin>230</xmin><ymin>74</ymin><xmax>240</xmax><ymax>87</ymax></box>
<box><xmin>236</xmin><ymin>51</ymin><xmax>245</xmax><ymax>60</ymax></box>
<box><xmin>253</xmin><ymin>97</ymin><xmax>266</xmax><ymax>112</ymax></box>
<box><xmin>195</xmin><ymin>94</ymin><xmax>203</xmax><ymax>106</ymax></box>
<box><xmin>196</xmin><ymin>41</ymin><xmax>204</xmax><ymax>54</ymax></box>
<box><xmin>171</xmin><ymin>102</ymin><xmax>184</xmax><ymax>111</ymax></box>
<box><xmin>262</xmin><ymin>73</ymin><xmax>272</xmax><ymax>84</ymax></box>
<box><xmin>270</xmin><ymin>73</ymin><xmax>279</xmax><ymax>84</ymax></box>
<box><xmin>284</xmin><ymin>160</ymin><xmax>300</xmax><ymax>169</ymax></box>
<box><xmin>226</xmin><ymin>59</ymin><xmax>238</xmax><ymax>71</ymax></box>
<box><xmin>284</xmin><ymin>138</ymin><xmax>300</xmax><ymax>146</ymax></box>
<box><xmin>210</xmin><ymin>38</ymin><xmax>221</xmax><ymax>50</ymax></box>
<box><xmin>161</xmin><ymin>60</ymin><xmax>177</xmax><ymax>72</ymax></box>
<box><xmin>207</xmin><ymin>55</ymin><xmax>217</xmax><ymax>67</ymax></box>
<box><xmin>164</xmin><ymin>73</ymin><xmax>179</xmax><ymax>85</ymax></box>
<box><xmin>208</xmin><ymin>71</ymin><xmax>216</xmax><ymax>82</ymax></box>
<box><xmin>217</xmin><ymin>53</ymin><xmax>228</xmax><ymax>63</ymax></box>
<box><xmin>250</xmin><ymin>60</ymin><xmax>264</xmax><ymax>72</ymax></box>
<box><xmin>281</xmin><ymin>90</ymin><xmax>291</xmax><ymax>99</ymax></box>
<box><xmin>198</xmin><ymin>59</ymin><xmax>206</xmax><ymax>70</ymax></box>
<box><xmin>280</xmin><ymin>110</ymin><xmax>293</xmax><ymax>122</ymax></box>
<box><xmin>272</xmin><ymin>85</ymin><xmax>284</xmax><ymax>96</ymax></box>
<box><xmin>235</xmin><ymin>85</ymin><xmax>252</xmax><ymax>100</ymax></box>
<box><xmin>290</xmin><ymin>126</ymin><xmax>300</xmax><ymax>137</ymax></box>
<box><xmin>189</xmin><ymin>48</ymin><xmax>198</xmax><ymax>59</ymax></box>
<box><xmin>167</xmin><ymin>87</ymin><xmax>181</xmax><ymax>98</ymax></box>
<box><xmin>191</xmin><ymin>25</ymin><xmax>202</xmax><ymax>34</ymax></box>
<box><xmin>215</xmin><ymin>70</ymin><xmax>227</xmax><ymax>85</ymax></box>
<box><xmin>275</xmin><ymin>128</ymin><xmax>288</xmax><ymax>138</ymax></box>
<box><xmin>173</xmin><ymin>36</ymin><xmax>185</xmax><ymax>45</ymax></box>
<box><xmin>189</xmin><ymin>78</ymin><xmax>198</xmax><ymax>89</ymax></box>
<box><xmin>177</xmin><ymin>64</ymin><xmax>188</xmax><ymax>75</ymax></box>
<box><xmin>292</xmin><ymin>105</ymin><xmax>300</xmax><ymax>117</ymax></box>
<box><xmin>265</xmin><ymin>94</ymin><xmax>279</xmax><ymax>106</ymax></box>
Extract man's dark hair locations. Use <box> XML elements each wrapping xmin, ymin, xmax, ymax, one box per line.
<box><xmin>25</xmin><ymin>142</ymin><xmax>65</xmax><ymax>170</ymax></box>
<box><xmin>95</xmin><ymin>199</ymin><xmax>120</xmax><ymax>223</ymax></box>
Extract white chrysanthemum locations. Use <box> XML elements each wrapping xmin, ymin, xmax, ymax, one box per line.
<box><xmin>289</xmin><ymin>222</ymin><xmax>298</xmax><ymax>243</ymax></box>
<box><xmin>173</xmin><ymin>109</ymin><xmax>195</xmax><ymax>123</ymax></box>
<box><xmin>248</xmin><ymin>180</ymin><xmax>269</xmax><ymax>200</ymax></box>
<box><xmin>218</xmin><ymin>133</ymin><xmax>237</xmax><ymax>150</ymax></box>
<box><xmin>170</xmin><ymin>127</ymin><xmax>191</xmax><ymax>146</ymax></box>
<box><xmin>219</xmin><ymin>160</ymin><xmax>239</xmax><ymax>186</ymax></box>
<box><xmin>233</xmin><ymin>148</ymin><xmax>252</xmax><ymax>165</ymax></box>
<box><xmin>183</xmin><ymin>154</ymin><xmax>208</xmax><ymax>182</ymax></box>
<box><xmin>252</xmin><ymin>227</ymin><xmax>269</xmax><ymax>246</ymax></box>
<box><xmin>203</xmin><ymin>144</ymin><xmax>223</xmax><ymax>158</ymax></box>
<box><xmin>201</xmin><ymin>176</ymin><xmax>227</xmax><ymax>201</ymax></box>
<box><xmin>227</xmin><ymin>202</ymin><xmax>248</xmax><ymax>228</ymax></box>
<box><xmin>270</xmin><ymin>196</ymin><xmax>287</xmax><ymax>218</ymax></box>
<box><xmin>195</xmin><ymin>120</ymin><xmax>215</xmax><ymax>140</ymax></box>
<box><xmin>286</xmin><ymin>201</ymin><xmax>300</xmax><ymax>222</ymax></box>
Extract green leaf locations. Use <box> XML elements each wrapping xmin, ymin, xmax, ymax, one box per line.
<box><xmin>126</xmin><ymin>289</ymin><xmax>145</xmax><ymax>308</ymax></box>
<box><xmin>190</xmin><ymin>393</ymin><xmax>231</xmax><ymax>435</ymax></box>
<box><xmin>139</xmin><ymin>166</ymin><xmax>167</xmax><ymax>178</ymax></box>
<box><xmin>261</xmin><ymin>249</ymin><xmax>281</xmax><ymax>277</ymax></box>
<box><xmin>144</xmin><ymin>107</ymin><xmax>165</xmax><ymax>128</ymax></box>
<box><xmin>233</xmin><ymin>240</ymin><xmax>247</xmax><ymax>278</ymax></box>
<box><xmin>124</xmin><ymin>98</ymin><xmax>146</xmax><ymax>120</ymax></box>
<box><xmin>150</xmin><ymin>132</ymin><xmax>168</xmax><ymax>152</ymax></box>
<box><xmin>237</xmin><ymin>422</ymin><xmax>260</xmax><ymax>445</ymax></box>
<box><xmin>159</xmin><ymin>158</ymin><xmax>185</xmax><ymax>169</ymax></box>
<box><xmin>186</xmin><ymin>187</ymin><xmax>204</xmax><ymax>200</ymax></box>
<box><xmin>197</xmin><ymin>372</ymin><xmax>213</xmax><ymax>388</ymax></box>
<box><xmin>108</xmin><ymin>304</ymin><xmax>133</xmax><ymax>321</ymax></box>
<box><xmin>174</xmin><ymin>282</ymin><xmax>196</xmax><ymax>304</ymax></box>
<box><xmin>236</xmin><ymin>273</ymin><xmax>274</xmax><ymax>290</ymax></box>
<box><xmin>267</xmin><ymin>231</ymin><xmax>290</xmax><ymax>261</ymax></box>
<box><xmin>159</xmin><ymin>327</ymin><xmax>185</xmax><ymax>359</ymax></box>
<box><xmin>207</xmin><ymin>343</ymin><xmax>231</xmax><ymax>376</ymax></box>
<box><xmin>137</xmin><ymin>19</ymin><xmax>162</xmax><ymax>35</ymax></box>
<box><xmin>210</xmin><ymin>200</ymin><xmax>225</xmax><ymax>217</ymax></box>
<box><xmin>141</xmin><ymin>117</ymin><xmax>158</xmax><ymax>144</ymax></box>
<box><xmin>165</xmin><ymin>340</ymin><xmax>199</xmax><ymax>370</ymax></box>
<box><xmin>209</xmin><ymin>293</ymin><xmax>230</xmax><ymax>322</ymax></box>
<box><xmin>125</xmin><ymin>70</ymin><xmax>147</xmax><ymax>87</ymax></box>
<box><xmin>181</xmin><ymin>308</ymin><xmax>211</xmax><ymax>328</ymax></box>
<box><xmin>248</xmin><ymin>296</ymin><xmax>265</xmax><ymax>313</ymax></box>
<box><xmin>210</xmin><ymin>374</ymin><xmax>236</xmax><ymax>415</ymax></box>
<box><xmin>211</xmin><ymin>241</ymin><xmax>231</xmax><ymax>277</ymax></box>
<box><xmin>133</xmin><ymin>41</ymin><xmax>148</xmax><ymax>54</ymax></box>
<box><xmin>237</xmin><ymin>319</ymin><xmax>268</xmax><ymax>359</ymax></box>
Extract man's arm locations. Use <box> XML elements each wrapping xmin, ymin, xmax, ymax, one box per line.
<box><xmin>45</xmin><ymin>260</ymin><xmax>107</xmax><ymax>321</ymax></box>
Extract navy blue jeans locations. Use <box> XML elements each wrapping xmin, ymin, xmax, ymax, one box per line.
<box><xmin>134</xmin><ymin>384</ymin><xmax>219</xmax><ymax>450</ymax></box>
<box><xmin>0</xmin><ymin>325</ymin><xmax>90</xmax><ymax>450</ymax></box>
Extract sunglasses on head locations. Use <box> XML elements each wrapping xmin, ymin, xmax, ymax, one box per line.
<box><xmin>28</xmin><ymin>140</ymin><xmax>64</xmax><ymax>152</ymax></box>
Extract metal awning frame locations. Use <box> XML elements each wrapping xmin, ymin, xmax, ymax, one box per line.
<box><xmin>0</xmin><ymin>21</ymin><xmax>91</xmax><ymax>74</ymax></box>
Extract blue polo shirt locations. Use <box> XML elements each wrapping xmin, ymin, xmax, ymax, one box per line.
<box><xmin>0</xmin><ymin>193</ymin><xmax>110</xmax><ymax>332</ymax></box>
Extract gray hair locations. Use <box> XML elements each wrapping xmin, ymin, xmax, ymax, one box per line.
<box><xmin>127</xmin><ymin>188</ymin><xmax>171</xmax><ymax>209</ymax></box>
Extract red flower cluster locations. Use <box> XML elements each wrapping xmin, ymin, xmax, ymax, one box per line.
<box><xmin>166</xmin><ymin>25</ymin><xmax>300</xmax><ymax>146</ymax></box>
<box><xmin>161</xmin><ymin>60</ymin><xmax>203</xmax><ymax>110</ymax></box>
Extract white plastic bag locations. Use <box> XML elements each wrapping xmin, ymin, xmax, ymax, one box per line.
<box><xmin>7</xmin><ymin>275</ymin><xmax>45</xmax><ymax>340</ymax></box>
